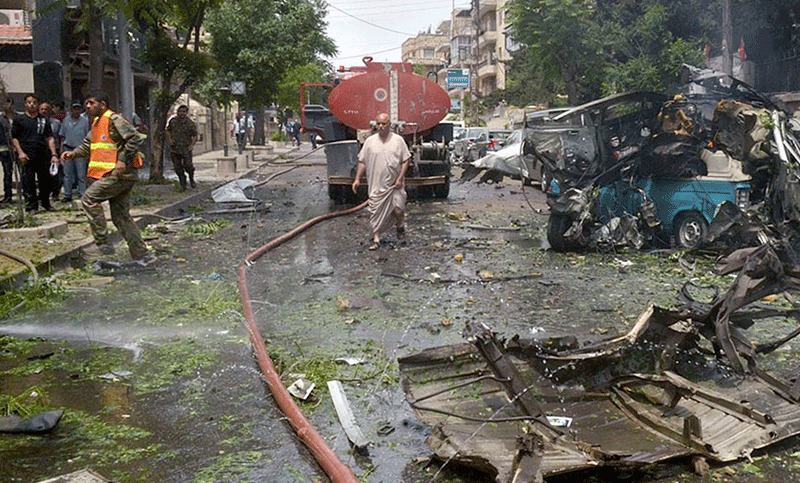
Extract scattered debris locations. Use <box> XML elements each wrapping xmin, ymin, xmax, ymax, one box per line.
<box><xmin>399</xmin><ymin>241</ymin><xmax>800</xmax><ymax>479</ymax></box>
<box><xmin>0</xmin><ymin>410</ymin><xmax>63</xmax><ymax>434</ymax></box>
<box><xmin>211</xmin><ymin>179</ymin><xmax>258</xmax><ymax>204</ymax></box>
<box><xmin>98</xmin><ymin>370</ymin><xmax>133</xmax><ymax>381</ymax></box>
<box><xmin>35</xmin><ymin>469</ymin><xmax>111</xmax><ymax>483</ymax></box>
<box><xmin>287</xmin><ymin>378</ymin><xmax>315</xmax><ymax>400</ymax></box>
<box><xmin>327</xmin><ymin>380</ymin><xmax>369</xmax><ymax>449</ymax></box>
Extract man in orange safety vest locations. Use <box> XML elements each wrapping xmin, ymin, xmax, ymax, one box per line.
<box><xmin>61</xmin><ymin>91</ymin><xmax>154</xmax><ymax>265</ymax></box>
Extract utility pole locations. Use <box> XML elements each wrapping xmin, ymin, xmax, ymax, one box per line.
<box><xmin>721</xmin><ymin>0</ymin><xmax>732</xmax><ymax>76</ymax></box>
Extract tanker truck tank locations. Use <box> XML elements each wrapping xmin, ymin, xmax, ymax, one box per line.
<box><xmin>302</xmin><ymin>57</ymin><xmax>455</xmax><ymax>203</ymax></box>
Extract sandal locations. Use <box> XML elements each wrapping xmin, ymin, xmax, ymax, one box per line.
<box><xmin>368</xmin><ymin>242</ymin><xmax>380</xmax><ymax>251</ymax></box>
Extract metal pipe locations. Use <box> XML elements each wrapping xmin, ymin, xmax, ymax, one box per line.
<box><xmin>237</xmin><ymin>200</ymin><xmax>367</xmax><ymax>483</ymax></box>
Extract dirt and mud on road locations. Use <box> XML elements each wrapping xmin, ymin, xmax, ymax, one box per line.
<box><xmin>2</xmin><ymin>146</ymin><xmax>800</xmax><ymax>483</ymax></box>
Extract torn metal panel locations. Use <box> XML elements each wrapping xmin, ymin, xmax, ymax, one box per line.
<box><xmin>400</xmin><ymin>295</ymin><xmax>800</xmax><ymax>479</ymax></box>
<box><xmin>327</xmin><ymin>380</ymin><xmax>369</xmax><ymax>448</ymax></box>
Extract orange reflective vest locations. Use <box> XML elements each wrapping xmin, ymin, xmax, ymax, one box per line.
<box><xmin>88</xmin><ymin>110</ymin><xmax>143</xmax><ymax>179</ymax></box>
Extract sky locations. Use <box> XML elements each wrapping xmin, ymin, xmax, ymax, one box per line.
<box><xmin>322</xmin><ymin>0</ymin><xmax>472</xmax><ymax>67</ymax></box>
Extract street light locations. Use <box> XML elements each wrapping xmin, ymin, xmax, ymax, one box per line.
<box><xmin>218</xmin><ymin>84</ymin><xmax>231</xmax><ymax>156</ymax></box>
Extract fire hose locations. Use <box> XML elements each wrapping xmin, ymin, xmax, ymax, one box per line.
<box><xmin>237</xmin><ymin>199</ymin><xmax>367</xmax><ymax>483</ymax></box>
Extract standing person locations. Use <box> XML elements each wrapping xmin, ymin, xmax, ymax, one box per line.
<box><xmin>39</xmin><ymin>101</ymin><xmax>63</xmax><ymax>201</ymax></box>
<box><xmin>0</xmin><ymin>97</ymin><xmax>14</xmax><ymax>203</ymax></box>
<box><xmin>351</xmin><ymin>113</ymin><xmax>411</xmax><ymax>250</ymax></box>
<box><xmin>11</xmin><ymin>94</ymin><xmax>58</xmax><ymax>213</ymax></box>
<box><xmin>59</xmin><ymin>102</ymin><xmax>91</xmax><ymax>202</ymax></box>
<box><xmin>292</xmin><ymin>119</ymin><xmax>302</xmax><ymax>147</ymax></box>
<box><xmin>165</xmin><ymin>104</ymin><xmax>198</xmax><ymax>190</ymax></box>
<box><xmin>61</xmin><ymin>91</ymin><xmax>154</xmax><ymax>264</ymax></box>
<box><xmin>231</xmin><ymin>112</ymin><xmax>247</xmax><ymax>154</ymax></box>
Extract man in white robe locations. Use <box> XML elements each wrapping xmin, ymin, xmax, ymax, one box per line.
<box><xmin>352</xmin><ymin>113</ymin><xmax>411</xmax><ymax>250</ymax></box>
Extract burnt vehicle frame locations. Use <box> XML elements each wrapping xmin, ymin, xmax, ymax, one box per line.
<box><xmin>534</xmin><ymin>69</ymin><xmax>799</xmax><ymax>252</ymax></box>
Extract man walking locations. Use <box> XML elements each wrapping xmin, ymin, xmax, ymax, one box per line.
<box><xmin>351</xmin><ymin>113</ymin><xmax>411</xmax><ymax>250</ymax></box>
<box><xmin>59</xmin><ymin>102</ymin><xmax>90</xmax><ymax>202</ymax></box>
<box><xmin>165</xmin><ymin>104</ymin><xmax>197</xmax><ymax>190</ymax></box>
<box><xmin>11</xmin><ymin>94</ymin><xmax>58</xmax><ymax>213</ymax></box>
<box><xmin>61</xmin><ymin>91</ymin><xmax>154</xmax><ymax>265</ymax></box>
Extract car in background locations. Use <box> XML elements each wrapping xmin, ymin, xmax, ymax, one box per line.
<box><xmin>450</xmin><ymin>127</ymin><xmax>510</xmax><ymax>163</ymax></box>
<box><xmin>469</xmin><ymin>128</ymin><xmax>547</xmax><ymax>188</ymax></box>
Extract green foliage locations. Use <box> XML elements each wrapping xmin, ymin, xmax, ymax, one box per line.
<box><xmin>506</xmin><ymin>0</ymin><xmax>707</xmax><ymax>105</ymax></box>
<box><xmin>206</xmin><ymin>0</ymin><xmax>336</xmax><ymax>109</ymax></box>
<box><xmin>275</xmin><ymin>62</ymin><xmax>332</xmax><ymax>118</ymax></box>
<box><xmin>183</xmin><ymin>219</ymin><xmax>231</xmax><ymax>237</ymax></box>
<box><xmin>0</xmin><ymin>386</ymin><xmax>48</xmax><ymax>417</ymax></box>
<box><xmin>270</xmin><ymin>131</ymin><xmax>287</xmax><ymax>142</ymax></box>
<box><xmin>0</xmin><ymin>277</ymin><xmax>66</xmax><ymax>320</ymax></box>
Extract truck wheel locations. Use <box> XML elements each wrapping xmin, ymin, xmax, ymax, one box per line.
<box><xmin>547</xmin><ymin>214</ymin><xmax>573</xmax><ymax>252</ymax></box>
<box><xmin>673</xmin><ymin>211</ymin><xmax>708</xmax><ymax>249</ymax></box>
<box><xmin>432</xmin><ymin>179</ymin><xmax>450</xmax><ymax>199</ymax></box>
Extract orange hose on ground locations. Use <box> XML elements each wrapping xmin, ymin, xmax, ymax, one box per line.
<box><xmin>238</xmin><ymin>200</ymin><xmax>367</xmax><ymax>483</ymax></box>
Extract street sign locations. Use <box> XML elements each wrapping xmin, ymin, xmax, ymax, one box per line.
<box><xmin>231</xmin><ymin>81</ymin><xmax>245</xmax><ymax>95</ymax></box>
<box><xmin>446</xmin><ymin>69</ymin><xmax>470</xmax><ymax>90</ymax></box>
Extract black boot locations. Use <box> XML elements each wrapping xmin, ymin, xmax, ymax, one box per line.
<box><xmin>188</xmin><ymin>171</ymin><xmax>196</xmax><ymax>189</ymax></box>
<box><xmin>177</xmin><ymin>173</ymin><xmax>187</xmax><ymax>191</ymax></box>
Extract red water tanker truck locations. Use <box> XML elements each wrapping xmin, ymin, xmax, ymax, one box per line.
<box><xmin>301</xmin><ymin>57</ymin><xmax>455</xmax><ymax>203</ymax></box>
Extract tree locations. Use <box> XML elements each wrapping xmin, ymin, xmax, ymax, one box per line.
<box><xmin>136</xmin><ymin>0</ymin><xmax>218</xmax><ymax>182</ymax></box>
<box><xmin>274</xmin><ymin>62</ymin><xmax>331</xmax><ymax>121</ymax></box>
<box><xmin>506</xmin><ymin>0</ymin><xmax>706</xmax><ymax>105</ymax></box>
<box><xmin>206</xmin><ymin>0</ymin><xmax>336</xmax><ymax>115</ymax></box>
<box><xmin>506</xmin><ymin>0</ymin><xmax>603</xmax><ymax>106</ymax></box>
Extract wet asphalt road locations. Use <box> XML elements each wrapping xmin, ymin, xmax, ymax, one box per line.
<box><xmin>3</xmin><ymin>145</ymin><xmax>799</xmax><ymax>483</ymax></box>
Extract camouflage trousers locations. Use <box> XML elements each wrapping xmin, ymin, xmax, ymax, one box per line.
<box><xmin>82</xmin><ymin>171</ymin><xmax>148</xmax><ymax>259</ymax></box>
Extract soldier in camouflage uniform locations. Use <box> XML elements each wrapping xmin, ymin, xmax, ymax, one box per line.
<box><xmin>61</xmin><ymin>91</ymin><xmax>154</xmax><ymax>265</ymax></box>
<box><xmin>165</xmin><ymin>104</ymin><xmax>198</xmax><ymax>190</ymax></box>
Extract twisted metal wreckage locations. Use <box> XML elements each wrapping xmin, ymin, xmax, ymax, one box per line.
<box><xmin>541</xmin><ymin>65</ymin><xmax>800</xmax><ymax>252</ymax></box>
<box><xmin>400</xmin><ymin>68</ymin><xmax>800</xmax><ymax>481</ymax></box>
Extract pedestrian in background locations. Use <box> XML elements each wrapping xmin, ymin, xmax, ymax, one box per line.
<box><xmin>61</xmin><ymin>91</ymin><xmax>154</xmax><ymax>265</ymax></box>
<box><xmin>11</xmin><ymin>94</ymin><xmax>58</xmax><ymax>213</ymax></box>
<box><xmin>231</xmin><ymin>112</ymin><xmax>247</xmax><ymax>154</ymax></box>
<box><xmin>352</xmin><ymin>113</ymin><xmax>410</xmax><ymax>250</ymax></box>
<box><xmin>292</xmin><ymin>119</ymin><xmax>302</xmax><ymax>146</ymax></box>
<box><xmin>165</xmin><ymin>104</ymin><xmax>198</xmax><ymax>190</ymax></box>
<box><xmin>0</xmin><ymin>97</ymin><xmax>14</xmax><ymax>203</ymax></box>
<box><xmin>39</xmin><ymin>101</ymin><xmax>63</xmax><ymax>201</ymax></box>
<box><xmin>59</xmin><ymin>101</ymin><xmax>90</xmax><ymax>202</ymax></box>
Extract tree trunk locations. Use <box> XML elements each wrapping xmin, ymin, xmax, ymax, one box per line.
<box><xmin>149</xmin><ymin>101</ymin><xmax>167</xmax><ymax>183</ymax></box>
<box><xmin>88</xmin><ymin>5</ymin><xmax>104</xmax><ymax>92</ymax></box>
<box><xmin>254</xmin><ymin>109</ymin><xmax>265</xmax><ymax>145</ymax></box>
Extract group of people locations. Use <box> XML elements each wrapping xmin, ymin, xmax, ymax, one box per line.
<box><xmin>0</xmin><ymin>91</ymin><xmax>155</xmax><ymax>265</ymax></box>
<box><xmin>0</xmin><ymin>95</ymin><xmax>91</xmax><ymax>211</ymax></box>
<box><xmin>282</xmin><ymin>118</ymin><xmax>316</xmax><ymax>148</ymax></box>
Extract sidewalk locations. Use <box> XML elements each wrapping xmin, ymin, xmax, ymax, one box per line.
<box><xmin>0</xmin><ymin>143</ymin><xmax>298</xmax><ymax>289</ymax></box>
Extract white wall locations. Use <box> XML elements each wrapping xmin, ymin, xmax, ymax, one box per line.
<box><xmin>0</xmin><ymin>62</ymin><xmax>34</xmax><ymax>94</ymax></box>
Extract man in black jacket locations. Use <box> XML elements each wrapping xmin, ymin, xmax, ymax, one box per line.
<box><xmin>11</xmin><ymin>94</ymin><xmax>58</xmax><ymax>213</ymax></box>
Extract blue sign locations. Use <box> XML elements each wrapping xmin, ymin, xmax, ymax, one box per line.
<box><xmin>447</xmin><ymin>69</ymin><xmax>470</xmax><ymax>90</ymax></box>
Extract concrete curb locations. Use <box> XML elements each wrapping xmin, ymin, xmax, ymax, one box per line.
<box><xmin>0</xmin><ymin>147</ymin><xmax>300</xmax><ymax>291</ymax></box>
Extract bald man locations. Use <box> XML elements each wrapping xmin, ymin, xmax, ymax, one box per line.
<box><xmin>352</xmin><ymin>113</ymin><xmax>411</xmax><ymax>250</ymax></box>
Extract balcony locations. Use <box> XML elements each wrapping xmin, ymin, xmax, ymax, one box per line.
<box><xmin>477</xmin><ymin>61</ymin><xmax>497</xmax><ymax>80</ymax></box>
<box><xmin>478</xmin><ymin>0</ymin><xmax>496</xmax><ymax>18</ymax></box>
